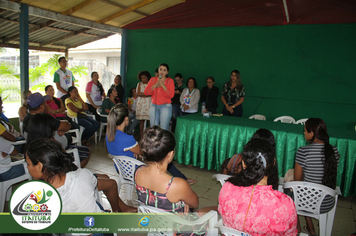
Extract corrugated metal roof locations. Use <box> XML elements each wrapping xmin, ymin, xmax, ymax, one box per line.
<box><xmin>0</xmin><ymin>0</ymin><xmax>185</xmax><ymax>51</ymax></box>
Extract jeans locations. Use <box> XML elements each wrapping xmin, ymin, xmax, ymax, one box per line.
<box><xmin>168</xmin><ymin>163</ymin><xmax>187</xmax><ymax>180</ymax></box>
<box><xmin>0</xmin><ymin>163</ymin><xmax>25</xmax><ymax>182</ymax></box>
<box><xmin>222</xmin><ymin>104</ymin><xmax>243</xmax><ymax>117</ymax></box>
<box><xmin>171</xmin><ymin>104</ymin><xmax>182</xmax><ymax>133</ymax></box>
<box><xmin>78</xmin><ymin>116</ymin><xmax>100</xmax><ymax>140</ymax></box>
<box><xmin>127</xmin><ymin>111</ymin><xmax>140</xmax><ymax>134</ymax></box>
<box><xmin>149</xmin><ymin>103</ymin><xmax>172</xmax><ymax>131</ymax></box>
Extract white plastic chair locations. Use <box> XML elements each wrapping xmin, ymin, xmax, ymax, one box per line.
<box><xmin>67</xmin><ymin>113</ymin><xmax>97</xmax><ymax>144</ymax></box>
<box><xmin>248</xmin><ymin>114</ymin><xmax>266</xmax><ymax>120</ymax></box>
<box><xmin>215</xmin><ymin>219</ymin><xmax>251</xmax><ymax>236</ymax></box>
<box><xmin>66</xmin><ymin>148</ymin><xmax>81</xmax><ymax>168</ymax></box>
<box><xmin>138</xmin><ymin>204</ymin><xmax>218</xmax><ymax>236</ymax></box>
<box><xmin>0</xmin><ymin>160</ymin><xmax>32</xmax><ymax>212</ymax></box>
<box><xmin>110</xmin><ymin>155</ymin><xmax>146</xmax><ymax>202</ymax></box>
<box><xmin>212</xmin><ymin>174</ymin><xmax>230</xmax><ymax>186</ymax></box>
<box><xmin>283</xmin><ymin>181</ymin><xmax>340</xmax><ymax>236</ymax></box>
<box><xmin>295</xmin><ymin>118</ymin><xmax>308</xmax><ymax>125</ymax></box>
<box><xmin>96</xmin><ymin>108</ymin><xmax>107</xmax><ymax>141</ymax></box>
<box><xmin>67</xmin><ymin>129</ymin><xmax>81</xmax><ymax>146</ymax></box>
<box><xmin>273</xmin><ymin>116</ymin><xmax>296</xmax><ymax>124</ymax></box>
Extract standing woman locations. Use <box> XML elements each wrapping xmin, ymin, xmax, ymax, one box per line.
<box><xmin>136</xmin><ymin>71</ymin><xmax>151</xmax><ymax>138</ymax></box>
<box><xmin>144</xmin><ymin>63</ymin><xmax>174</xmax><ymax>131</ymax></box>
<box><xmin>65</xmin><ymin>86</ymin><xmax>100</xmax><ymax>147</ymax></box>
<box><xmin>294</xmin><ymin>118</ymin><xmax>339</xmax><ymax>236</ymax></box>
<box><xmin>221</xmin><ymin>70</ymin><xmax>245</xmax><ymax>117</ymax></box>
<box><xmin>85</xmin><ymin>71</ymin><xmax>105</xmax><ymax>121</ymax></box>
<box><xmin>201</xmin><ymin>76</ymin><xmax>219</xmax><ymax>114</ymax></box>
<box><xmin>180</xmin><ymin>77</ymin><xmax>200</xmax><ymax>116</ymax></box>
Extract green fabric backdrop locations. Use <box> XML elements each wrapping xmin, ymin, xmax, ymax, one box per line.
<box><xmin>125</xmin><ymin>23</ymin><xmax>356</xmax><ymax>130</ymax></box>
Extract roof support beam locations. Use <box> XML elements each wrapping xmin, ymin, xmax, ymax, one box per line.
<box><xmin>0</xmin><ymin>42</ymin><xmax>66</xmax><ymax>52</ymax></box>
<box><xmin>0</xmin><ymin>0</ymin><xmax>122</xmax><ymax>34</ymax></box>
<box><xmin>97</xmin><ymin>0</ymin><xmax>156</xmax><ymax>24</ymax></box>
<box><xmin>19</xmin><ymin>3</ymin><xmax>29</xmax><ymax>92</ymax></box>
<box><xmin>99</xmin><ymin>0</ymin><xmax>149</xmax><ymax>16</ymax></box>
<box><xmin>61</xmin><ymin>0</ymin><xmax>99</xmax><ymax>16</ymax></box>
<box><xmin>40</xmin><ymin>28</ymin><xmax>98</xmax><ymax>46</ymax></box>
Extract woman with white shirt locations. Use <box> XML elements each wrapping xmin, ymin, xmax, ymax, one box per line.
<box><xmin>180</xmin><ymin>77</ymin><xmax>200</xmax><ymax>115</ymax></box>
<box><xmin>85</xmin><ymin>71</ymin><xmax>105</xmax><ymax>121</ymax></box>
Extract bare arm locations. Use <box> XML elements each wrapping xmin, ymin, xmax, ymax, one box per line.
<box><xmin>58</xmin><ymin>120</ymin><xmax>71</xmax><ymax>132</ymax></box>
<box><xmin>127</xmin><ymin>143</ymin><xmax>144</xmax><ymax>156</ymax></box>
<box><xmin>167</xmin><ymin>178</ymin><xmax>199</xmax><ymax>209</ymax></box>
<box><xmin>18</xmin><ymin>106</ymin><xmax>27</xmax><ymax>122</ymax></box>
<box><xmin>294</xmin><ymin>162</ymin><xmax>303</xmax><ymax>181</ymax></box>
<box><xmin>0</xmin><ymin>130</ymin><xmax>16</xmax><ymax>142</ymax></box>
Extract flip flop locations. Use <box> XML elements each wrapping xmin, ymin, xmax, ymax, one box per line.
<box><xmin>303</xmin><ymin>226</ymin><xmax>317</xmax><ymax>236</ymax></box>
<box><xmin>187</xmin><ymin>178</ymin><xmax>198</xmax><ymax>185</ymax></box>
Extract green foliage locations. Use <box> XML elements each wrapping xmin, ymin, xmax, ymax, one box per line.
<box><xmin>30</xmin><ymin>54</ymin><xmax>88</xmax><ymax>91</ymax></box>
<box><xmin>0</xmin><ymin>62</ymin><xmax>20</xmax><ymax>100</ymax></box>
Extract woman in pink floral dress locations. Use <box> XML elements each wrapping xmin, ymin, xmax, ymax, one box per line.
<box><xmin>136</xmin><ymin>71</ymin><xmax>151</xmax><ymax>138</ymax></box>
<box><xmin>218</xmin><ymin>138</ymin><xmax>297</xmax><ymax>236</ymax></box>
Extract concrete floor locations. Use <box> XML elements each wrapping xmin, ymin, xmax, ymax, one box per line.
<box><xmin>87</xmin><ymin>137</ymin><xmax>356</xmax><ymax>236</ymax></box>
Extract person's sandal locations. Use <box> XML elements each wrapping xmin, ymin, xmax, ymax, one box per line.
<box><xmin>187</xmin><ymin>178</ymin><xmax>198</xmax><ymax>185</ymax></box>
<box><xmin>83</xmin><ymin>140</ymin><xmax>92</xmax><ymax>147</ymax></box>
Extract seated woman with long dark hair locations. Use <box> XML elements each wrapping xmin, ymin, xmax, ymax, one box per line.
<box><xmin>219</xmin><ymin>138</ymin><xmax>297</xmax><ymax>236</ymax></box>
<box><xmin>106</xmin><ymin>104</ymin><xmax>197</xmax><ymax>185</ymax></box>
<box><xmin>65</xmin><ymin>86</ymin><xmax>100</xmax><ymax>147</ymax></box>
<box><xmin>294</xmin><ymin>118</ymin><xmax>339</xmax><ymax>236</ymax></box>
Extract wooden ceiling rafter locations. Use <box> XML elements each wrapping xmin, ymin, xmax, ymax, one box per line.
<box><xmin>99</xmin><ymin>0</ymin><xmax>149</xmax><ymax>16</ymax></box>
<box><xmin>61</xmin><ymin>0</ymin><xmax>99</xmax><ymax>16</ymax></box>
<box><xmin>40</xmin><ymin>28</ymin><xmax>97</xmax><ymax>46</ymax></box>
<box><xmin>0</xmin><ymin>42</ymin><xmax>66</xmax><ymax>52</ymax></box>
<box><xmin>96</xmin><ymin>0</ymin><xmax>156</xmax><ymax>24</ymax></box>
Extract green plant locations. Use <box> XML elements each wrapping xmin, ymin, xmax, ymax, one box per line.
<box><xmin>0</xmin><ymin>62</ymin><xmax>20</xmax><ymax>101</ymax></box>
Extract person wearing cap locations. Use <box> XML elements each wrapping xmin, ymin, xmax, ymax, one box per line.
<box><xmin>54</xmin><ymin>57</ymin><xmax>75</xmax><ymax>104</ymax></box>
<box><xmin>23</xmin><ymin>92</ymin><xmax>71</xmax><ymax>149</ymax></box>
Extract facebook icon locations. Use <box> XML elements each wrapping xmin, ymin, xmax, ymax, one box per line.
<box><xmin>84</xmin><ymin>216</ymin><xmax>95</xmax><ymax>227</ymax></box>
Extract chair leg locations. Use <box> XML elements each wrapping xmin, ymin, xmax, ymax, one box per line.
<box><xmin>6</xmin><ymin>186</ymin><xmax>12</xmax><ymax>201</ymax></box>
<box><xmin>99</xmin><ymin>124</ymin><xmax>103</xmax><ymax>141</ymax></box>
<box><xmin>319</xmin><ymin>214</ymin><xmax>327</xmax><ymax>236</ymax></box>
<box><xmin>0</xmin><ymin>183</ymin><xmax>5</xmax><ymax>212</ymax></box>
<box><xmin>326</xmin><ymin>203</ymin><xmax>337</xmax><ymax>236</ymax></box>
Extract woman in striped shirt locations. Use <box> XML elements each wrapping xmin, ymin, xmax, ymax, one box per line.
<box><xmin>294</xmin><ymin>118</ymin><xmax>339</xmax><ymax>236</ymax></box>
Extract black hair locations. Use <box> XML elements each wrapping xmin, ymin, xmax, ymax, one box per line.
<box><xmin>139</xmin><ymin>126</ymin><xmax>176</xmax><ymax>163</ymax></box>
<box><xmin>26</xmin><ymin>113</ymin><xmax>56</xmax><ymax>147</ymax></box>
<box><xmin>138</xmin><ymin>71</ymin><xmax>152</xmax><ymax>81</ymax></box>
<box><xmin>67</xmin><ymin>86</ymin><xmax>77</xmax><ymax>97</ymax></box>
<box><xmin>128</xmin><ymin>88</ymin><xmax>136</xmax><ymax>97</ymax></box>
<box><xmin>91</xmin><ymin>71</ymin><xmax>104</xmax><ymax>95</ymax></box>
<box><xmin>228</xmin><ymin>138</ymin><xmax>276</xmax><ymax>187</ymax></box>
<box><xmin>175</xmin><ymin>73</ymin><xmax>183</xmax><ymax>79</ymax></box>
<box><xmin>155</xmin><ymin>68</ymin><xmax>158</xmax><ymax>73</ymax></box>
<box><xmin>45</xmin><ymin>85</ymin><xmax>61</xmax><ymax>109</ymax></box>
<box><xmin>58</xmin><ymin>56</ymin><xmax>66</xmax><ymax>63</ymax></box>
<box><xmin>206</xmin><ymin>76</ymin><xmax>215</xmax><ymax>82</ymax></box>
<box><xmin>107</xmin><ymin>88</ymin><xmax>114</xmax><ymax>98</ymax></box>
<box><xmin>251</xmin><ymin>129</ymin><xmax>278</xmax><ymax>190</ymax></box>
<box><xmin>159</xmin><ymin>63</ymin><xmax>169</xmax><ymax>72</ymax></box>
<box><xmin>219</xmin><ymin>158</ymin><xmax>231</xmax><ymax>174</ymax></box>
<box><xmin>305</xmin><ymin>118</ymin><xmax>337</xmax><ymax>189</ymax></box>
<box><xmin>26</xmin><ymin>138</ymin><xmax>77</xmax><ymax>183</ymax></box>
<box><xmin>186</xmin><ymin>77</ymin><xmax>198</xmax><ymax>88</ymax></box>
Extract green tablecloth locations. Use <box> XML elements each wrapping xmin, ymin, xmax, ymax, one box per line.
<box><xmin>174</xmin><ymin>114</ymin><xmax>356</xmax><ymax>197</ymax></box>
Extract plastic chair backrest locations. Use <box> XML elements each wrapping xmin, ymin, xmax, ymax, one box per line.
<box><xmin>273</xmin><ymin>116</ymin><xmax>296</xmax><ymax>124</ymax></box>
<box><xmin>138</xmin><ymin>204</ymin><xmax>218</xmax><ymax>236</ymax></box>
<box><xmin>66</xmin><ymin>148</ymin><xmax>81</xmax><ymax>168</ymax></box>
<box><xmin>295</xmin><ymin>118</ymin><xmax>308</xmax><ymax>125</ymax></box>
<box><xmin>283</xmin><ymin>181</ymin><xmax>337</xmax><ymax>215</ymax></box>
<box><xmin>248</xmin><ymin>114</ymin><xmax>266</xmax><ymax>120</ymax></box>
<box><xmin>215</xmin><ymin>219</ymin><xmax>252</xmax><ymax>236</ymax></box>
<box><xmin>110</xmin><ymin>155</ymin><xmax>145</xmax><ymax>181</ymax></box>
<box><xmin>212</xmin><ymin>174</ymin><xmax>230</xmax><ymax>186</ymax></box>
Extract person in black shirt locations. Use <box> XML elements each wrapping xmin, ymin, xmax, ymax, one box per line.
<box><xmin>171</xmin><ymin>73</ymin><xmax>184</xmax><ymax>133</ymax></box>
<box><xmin>201</xmin><ymin>76</ymin><xmax>219</xmax><ymax>114</ymax></box>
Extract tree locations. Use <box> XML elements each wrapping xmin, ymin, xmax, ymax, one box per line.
<box><xmin>0</xmin><ymin>62</ymin><xmax>20</xmax><ymax>100</ymax></box>
<box><xmin>30</xmin><ymin>54</ymin><xmax>88</xmax><ymax>91</ymax></box>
